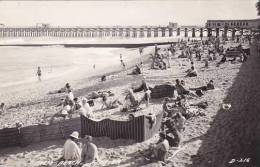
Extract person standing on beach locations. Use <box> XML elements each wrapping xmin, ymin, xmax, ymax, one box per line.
<box><xmin>0</xmin><ymin>103</ymin><xmax>6</xmax><ymax>114</ymax></box>
<box><xmin>120</xmin><ymin>54</ymin><xmax>122</xmax><ymax>61</ymax></box>
<box><xmin>167</xmin><ymin>48</ymin><xmax>171</xmax><ymax>68</ymax></box>
<box><xmin>139</xmin><ymin>47</ymin><xmax>143</xmax><ymax>56</ymax></box>
<box><xmin>120</xmin><ymin>54</ymin><xmax>126</xmax><ymax>70</ymax></box>
<box><xmin>155</xmin><ymin>44</ymin><xmax>158</xmax><ymax>55</ymax></box>
<box><xmin>36</xmin><ymin>66</ymin><xmax>42</xmax><ymax>81</ymax></box>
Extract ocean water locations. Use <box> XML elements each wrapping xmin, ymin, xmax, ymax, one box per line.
<box><xmin>0</xmin><ymin>46</ymin><xmax>138</xmax><ymax>88</ymax></box>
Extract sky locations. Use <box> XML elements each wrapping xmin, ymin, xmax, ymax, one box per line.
<box><xmin>0</xmin><ymin>0</ymin><xmax>258</xmax><ymax>27</ymax></box>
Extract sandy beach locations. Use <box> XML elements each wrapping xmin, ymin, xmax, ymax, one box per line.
<box><xmin>0</xmin><ymin>45</ymin><xmax>153</xmax><ymax>104</ymax></box>
<box><xmin>0</xmin><ymin>38</ymin><xmax>257</xmax><ymax>167</ymax></box>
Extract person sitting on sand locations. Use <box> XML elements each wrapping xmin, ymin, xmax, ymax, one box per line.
<box><xmin>49</xmin><ymin>105</ymin><xmax>71</xmax><ymax>124</ymax></box>
<box><xmin>133</xmin><ymin>79</ymin><xmax>150</xmax><ymax>93</ymax></box>
<box><xmin>81</xmin><ymin>135</ymin><xmax>99</xmax><ymax>164</ymax></box>
<box><xmin>186</xmin><ymin>66</ymin><xmax>197</xmax><ymax>77</ymax></box>
<box><xmin>161</xmin><ymin>118</ymin><xmax>182</xmax><ymax>147</ymax></box>
<box><xmin>67</xmin><ymin>89</ymin><xmax>74</xmax><ymax>102</ymax></box>
<box><xmin>175</xmin><ymin>79</ymin><xmax>190</xmax><ymax>96</ymax></box>
<box><xmin>48</xmin><ymin>83</ymin><xmax>72</xmax><ymax>94</ymax></box>
<box><xmin>190</xmin><ymin>80</ymin><xmax>215</xmax><ymax>92</ymax></box>
<box><xmin>133</xmin><ymin>79</ymin><xmax>152</xmax><ymax>107</ymax></box>
<box><xmin>217</xmin><ymin>54</ymin><xmax>227</xmax><ymax>66</ymax></box>
<box><xmin>81</xmin><ymin>97</ymin><xmax>93</xmax><ymax>117</ymax></box>
<box><xmin>74</xmin><ymin>98</ymin><xmax>93</xmax><ymax>118</ymax></box>
<box><xmin>125</xmin><ymin>89</ymin><xmax>139</xmax><ymax>108</ymax></box>
<box><xmin>159</xmin><ymin>60</ymin><xmax>167</xmax><ymax>70</ymax></box>
<box><xmin>180</xmin><ymin>80</ymin><xmax>185</xmax><ymax>86</ymax></box>
<box><xmin>128</xmin><ymin>113</ymin><xmax>135</xmax><ymax>120</ymax></box>
<box><xmin>101</xmin><ymin>95</ymin><xmax>123</xmax><ymax>110</ymax></box>
<box><xmin>123</xmin><ymin>88</ymin><xmax>151</xmax><ymax>110</ymax></box>
<box><xmin>172</xmin><ymin>112</ymin><xmax>186</xmax><ymax>132</ymax></box>
<box><xmin>177</xmin><ymin>87</ymin><xmax>198</xmax><ymax>99</ymax></box>
<box><xmin>59</xmin><ymin>95</ymin><xmax>75</xmax><ymax>109</ymax></box>
<box><xmin>239</xmin><ymin>52</ymin><xmax>248</xmax><ymax>62</ymax></box>
<box><xmin>87</xmin><ymin>90</ymin><xmax>114</xmax><ymax>100</ymax></box>
<box><xmin>146</xmin><ymin>132</ymin><xmax>169</xmax><ymax>162</ymax></box>
<box><xmin>162</xmin><ymin>97</ymin><xmax>179</xmax><ymax>117</ymax></box>
<box><xmin>185</xmin><ymin>61</ymin><xmax>194</xmax><ymax>73</ymax></box>
<box><xmin>62</xmin><ymin>131</ymin><xmax>81</xmax><ymax>161</ymax></box>
<box><xmin>129</xmin><ymin>65</ymin><xmax>142</xmax><ymax>75</ymax></box>
<box><xmin>101</xmin><ymin>75</ymin><xmax>106</xmax><ymax>82</ymax></box>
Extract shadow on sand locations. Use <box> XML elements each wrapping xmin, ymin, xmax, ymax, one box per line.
<box><xmin>188</xmin><ymin>45</ymin><xmax>260</xmax><ymax>167</ymax></box>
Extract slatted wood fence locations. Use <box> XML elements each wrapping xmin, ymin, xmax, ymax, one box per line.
<box><xmin>0</xmin><ymin>117</ymin><xmax>81</xmax><ymax>148</ymax></box>
<box><xmin>20</xmin><ymin>117</ymin><xmax>81</xmax><ymax>146</ymax></box>
<box><xmin>0</xmin><ymin>111</ymin><xmax>163</xmax><ymax>148</ymax></box>
<box><xmin>0</xmin><ymin>128</ymin><xmax>21</xmax><ymax>147</ymax></box>
<box><xmin>81</xmin><ymin>111</ymin><xmax>164</xmax><ymax>142</ymax></box>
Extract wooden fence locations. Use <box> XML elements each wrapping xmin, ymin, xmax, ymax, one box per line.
<box><xmin>81</xmin><ymin>111</ymin><xmax>164</xmax><ymax>142</ymax></box>
<box><xmin>0</xmin><ymin>128</ymin><xmax>21</xmax><ymax>148</ymax></box>
<box><xmin>0</xmin><ymin>111</ymin><xmax>164</xmax><ymax>148</ymax></box>
<box><xmin>0</xmin><ymin>117</ymin><xmax>81</xmax><ymax>148</ymax></box>
<box><xmin>20</xmin><ymin>117</ymin><xmax>81</xmax><ymax>146</ymax></box>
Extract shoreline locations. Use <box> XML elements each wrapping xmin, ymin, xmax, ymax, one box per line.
<box><xmin>0</xmin><ymin>46</ymin><xmax>156</xmax><ymax>129</ymax></box>
<box><xmin>0</xmin><ymin>45</ymin><xmax>155</xmax><ymax>109</ymax></box>
<box><xmin>0</xmin><ymin>41</ymin><xmax>176</xmax><ymax>48</ymax></box>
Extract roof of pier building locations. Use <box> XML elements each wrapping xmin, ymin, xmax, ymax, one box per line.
<box><xmin>206</xmin><ymin>18</ymin><xmax>260</xmax><ymax>29</ymax></box>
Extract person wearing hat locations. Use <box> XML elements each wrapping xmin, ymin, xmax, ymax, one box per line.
<box><xmin>63</xmin><ymin>131</ymin><xmax>81</xmax><ymax>161</ymax></box>
<box><xmin>81</xmin><ymin>135</ymin><xmax>99</xmax><ymax>164</ymax></box>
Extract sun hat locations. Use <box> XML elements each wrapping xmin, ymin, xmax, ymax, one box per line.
<box><xmin>70</xmin><ymin>131</ymin><xmax>79</xmax><ymax>139</ymax></box>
